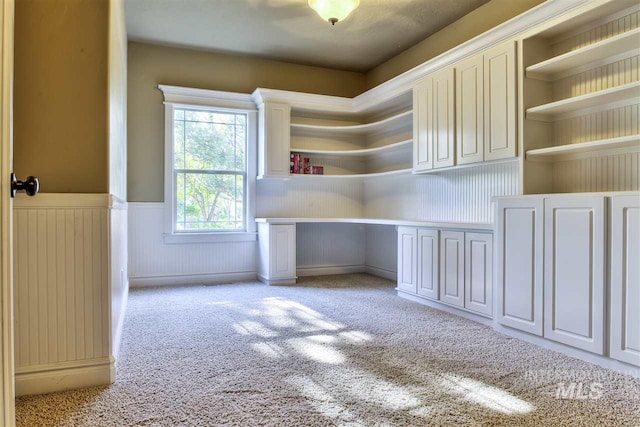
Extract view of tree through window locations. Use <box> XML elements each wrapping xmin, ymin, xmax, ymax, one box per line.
<box><xmin>173</xmin><ymin>108</ymin><xmax>246</xmax><ymax>231</ymax></box>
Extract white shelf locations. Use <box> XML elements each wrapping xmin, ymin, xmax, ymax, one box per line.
<box><xmin>526</xmin><ymin>81</ymin><xmax>640</xmax><ymax>121</ymax></box>
<box><xmin>290</xmin><ymin>110</ymin><xmax>412</xmax><ymax>135</ymax></box>
<box><xmin>526</xmin><ymin>135</ymin><xmax>640</xmax><ymax>161</ymax></box>
<box><xmin>255</xmin><ymin>217</ymin><xmax>493</xmax><ymax>231</ymax></box>
<box><xmin>258</xmin><ymin>168</ymin><xmax>412</xmax><ymax>180</ymax></box>
<box><xmin>526</xmin><ymin>28</ymin><xmax>640</xmax><ymax>81</ymax></box>
<box><xmin>291</xmin><ymin>139</ymin><xmax>412</xmax><ymax>158</ymax></box>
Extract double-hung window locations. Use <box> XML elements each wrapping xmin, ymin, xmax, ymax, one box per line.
<box><xmin>161</xmin><ymin>86</ymin><xmax>257</xmax><ymax>243</ymax></box>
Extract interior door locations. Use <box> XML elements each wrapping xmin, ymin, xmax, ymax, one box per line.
<box><xmin>1</xmin><ymin>0</ymin><xmax>16</xmax><ymax>424</ymax></box>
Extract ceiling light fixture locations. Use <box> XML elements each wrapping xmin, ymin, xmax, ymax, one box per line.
<box><xmin>308</xmin><ymin>0</ymin><xmax>360</xmax><ymax>26</ymax></box>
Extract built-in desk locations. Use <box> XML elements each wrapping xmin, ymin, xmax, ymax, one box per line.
<box><xmin>255</xmin><ymin>217</ymin><xmax>492</xmax><ymax>285</ymax></box>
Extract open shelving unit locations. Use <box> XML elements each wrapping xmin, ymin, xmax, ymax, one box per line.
<box><xmin>521</xmin><ymin>2</ymin><xmax>640</xmax><ymax>194</ymax></box>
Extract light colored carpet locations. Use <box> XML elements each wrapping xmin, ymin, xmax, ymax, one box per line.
<box><xmin>16</xmin><ymin>274</ymin><xmax>640</xmax><ymax>426</ymax></box>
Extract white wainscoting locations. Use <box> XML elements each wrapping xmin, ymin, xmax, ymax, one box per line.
<box><xmin>110</xmin><ymin>198</ymin><xmax>128</xmax><ymax>359</ymax></box>
<box><xmin>128</xmin><ymin>203</ymin><xmax>257</xmax><ymax>286</ymax></box>
<box><xmin>364</xmin><ymin>224</ymin><xmax>397</xmax><ymax>280</ymax></box>
<box><xmin>364</xmin><ymin>161</ymin><xmax>520</xmax><ymax>224</ymax></box>
<box><xmin>296</xmin><ymin>223</ymin><xmax>365</xmax><ymax>276</ymax></box>
<box><xmin>13</xmin><ymin>194</ymin><xmax>120</xmax><ymax>396</ymax></box>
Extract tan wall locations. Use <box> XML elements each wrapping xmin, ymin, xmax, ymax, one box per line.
<box><xmin>14</xmin><ymin>0</ymin><xmax>109</xmax><ymax>193</ymax></box>
<box><xmin>365</xmin><ymin>0</ymin><xmax>545</xmax><ymax>89</ymax></box>
<box><xmin>127</xmin><ymin>42</ymin><xmax>366</xmax><ymax>202</ymax></box>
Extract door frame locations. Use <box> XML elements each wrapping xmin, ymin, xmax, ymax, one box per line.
<box><xmin>0</xmin><ymin>0</ymin><xmax>16</xmax><ymax>424</ymax></box>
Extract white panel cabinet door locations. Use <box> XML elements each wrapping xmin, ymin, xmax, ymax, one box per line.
<box><xmin>413</xmin><ymin>77</ymin><xmax>433</xmax><ymax>172</ymax></box>
<box><xmin>397</xmin><ymin>227</ymin><xmax>418</xmax><ymax>294</ymax></box>
<box><xmin>544</xmin><ymin>196</ymin><xmax>606</xmax><ymax>354</ymax></box>
<box><xmin>439</xmin><ymin>231</ymin><xmax>464</xmax><ymax>307</ymax></box>
<box><xmin>456</xmin><ymin>55</ymin><xmax>484</xmax><ymax>165</ymax></box>
<box><xmin>464</xmin><ymin>232</ymin><xmax>493</xmax><ymax>316</ymax></box>
<box><xmin>270</xmin><ymin>224</ymin><xmax>296</xmax><ymax>280</ymax></box>
<box><xmin>610</xmin><ymin>195</ymin><xmax>640</xmax><ymax>366</ymax></box>
<box><xmin>496</xmin><ymin>197</ymin><xmax>544</xmax><ymax>336</ymax></box>
<box><xmin>484</xmin><ymin>41</ymin><xmax>516</xmax><ymax>161</ymax></box>
<box><xmin>417</xmin><ymin>228</ymin><xmax>439</xmax><ymax>299</ymax></box>
<box><xmin>258</xmin><ymin>102</ymin><xmax>291</xmax><ymax>178</ymax></box>
<box><xmin>432</xmin><ymin>68</ymin><xmax>456</xmax><ymax>169</ymax></box>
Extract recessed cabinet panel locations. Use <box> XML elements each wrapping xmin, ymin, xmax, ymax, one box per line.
<box><xmin>544</xmin><ymin>196</ymin><xmax>605</xmax><ymax>354</ymax></box>
<box><xmin>397</xmin><ymin>227</ymin><xmax>418</xmax><ymax>294</ymax></box>
<box><xmin>258</xmin><ymin>102</ymin><xmax>291</xmax><ymax>177</ymax></box>
<box><xmin>433</xmin><ymin>68</ymin><xmax>456</xmax><ymax>169</ymax></box>
<box><xmin>496</xmin><ymin>198</ymin><xmax>544</xmax><ymax>336</ymax></box>
<box><xmin>413</xmin><ymin>77</ymin><xmax>433</xmax><ymax>172</ymax></box>
<box><xmin>417</xmin><ymin>229</ymin><xmax>439</xmax><ymax>299</ymax></box>
<box><xmin>271</xmin><ymin>224</ymin><xmax>296</xmax><ymax>279</ymax></box>
<box><xmin>456</xmin><ymin>55</ymin><xmax>484</xmax><ymax>165</ymax></box>
<box><xmin>440</xmin><ymin>231</ymin><xmax>464</xmax><ymax>307</ymax></box>
<box><xmin>484</xmin><ymin>41</ymin><xmax>516</xmax><ymax>161</ymax></box>
<box><xmin>465</xmin><ymin>232</ymin><xmax>492</xmax><ymax>316</ymax></box>
<box><xmin>610</xmin><ymin>195</ymin><xmax>640</xmax><ymax>366</ymax></box>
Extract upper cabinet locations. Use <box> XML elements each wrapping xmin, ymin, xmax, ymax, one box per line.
<box><xmin>413</xmin><ymin>40</ymin><xmax>517</xmax><ymax>174</ymax></box>
<box><xmin>521</xmin><ymin>3</ymin><xmax>640</xmax><ymax>194</ymax></box>
<box><xmin>258</xmin><ymin>102</ymin><xmax>291</xmax><ymax>178</ymax></box>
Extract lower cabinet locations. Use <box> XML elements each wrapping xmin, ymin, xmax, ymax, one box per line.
<box><xmin>497</xmin><ymin>193</ymin><xmax>639</xmax><ymax>364</ymax></box>
<box><xmin>257</xmin><ymin>223</ymin><xmax>297</xmax><ymax>285</ymax></box>
<box><xmin>397</xmin><ymin>226</ymin><xmax>493</xmax><ymax>317</ymax></box>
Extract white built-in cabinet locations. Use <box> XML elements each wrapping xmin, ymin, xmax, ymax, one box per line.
<box><xmin>610</xmin><ymin>195</ymin><xmax>640</xmax><ymax>367</ymax></box>
<box><xmin>439</xmin><ymin>231</ymin><xmax>465</xmax><ymax>307</ymax></box>
<box><xmin>543</xmin><ymin>196</ymin><xmax>606</xmax><ymax>354</ymax></box>
<box><xmin>497</xmin><ymin>193</ymin><xmax>640</xmax><ymax>364</ymax></box>
<box><xmin>397</xmin><ymin>227</ymin><xmax>418</xmax><ymax>294</ymax></box>
<box><xmin>258</xmin><ymin>102</ymin><xmax>291</xmax><ymax>178</ymax></box>
<box><xmin>398</xmin><ymin>226</ymin><xmax>493</xmax><ymax>317</ymax></box>
<box><xmin>257</xmin><ymin>223</ymin><xmax>296</xmax><ymax>285</ymax></box>
<box><xmin>413</xmin><ymin>41</ymin><xmax>517</xmax><ymax>173</ymax></box>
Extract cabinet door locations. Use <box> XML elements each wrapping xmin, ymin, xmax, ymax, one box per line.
<box><xmin>432</xmin><ymin>68</ymin><xmax>455</xmax><ymax>169</ymax></box>
<box><xmin>496</xmin><ymin>197</ymin><xmax>544</xmax><ymax>336</ymax></box>
<box><xmin>417</xmin><ymin>228</ymin><xmax>439</xmax><ymax>299</ymax></box>
<box><xmin>413</xmin><ymin>77</ymin><xmax>433</xmax><ymax>172</ymax></box>
<box><xmin>484</xmin><ymin>41</ymin><xmax>516</xmax><ymax>161</ymax></box>
<box><xmin>258</xmin><ymin>102</ymin><xmax>291</xmax><ymax>177</ymax></box>
<box><xmin>270</xmin><ymin>224</ymin><xmax>296</xmax><ymax>280</ymax></box>
<box><xmin>544</xmin><ymin>196</ymin><xmax>605</xmax><ymax>354</ymax></box>
<box><xmin>456</xmin><ymin>55</ymin><xmax>484</xmax><ymax>165</ymax></box>
<box><xmin>465</xmin><ymin>232</ymin><xmax>493</xmax><ymax>316</ymax></box>
<box><xmin>610</xmin><ymin>195</ymin><xmax>640</xmax><ymax>366</ymax></box>
<box><xmin>439</xmin><ymin>231</ymin><xmax>464</xmax><ymax>307</ymax></box>
<box><xmin>397</xmin><ymin>227</ymin><xmax>418</xmax><ymax>294</ymax></box>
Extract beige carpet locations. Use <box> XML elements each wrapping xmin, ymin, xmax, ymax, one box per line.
<box><xmin>16</xmin><ymin>274</ymin><xmax>640</xmax><ymax>426</ymax></box>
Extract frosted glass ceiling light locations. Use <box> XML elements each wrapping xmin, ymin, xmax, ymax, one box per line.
<box><xmin>308</xmin><ymin>0</ymin><xmax>360</xmax><ymax>25</ymax></box>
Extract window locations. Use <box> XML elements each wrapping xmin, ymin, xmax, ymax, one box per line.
<box><xmin>173</xmin><ymin>107</ymin><xmax>246</xmax><ymax>231</ymax></box>
<box><xmin>160</xmin><ymin>85</ymin><xmax>257</xmax><ymax>243</ymax></box>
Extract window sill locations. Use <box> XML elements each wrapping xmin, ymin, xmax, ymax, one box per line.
<box><xmin>163</xmin><ymin>232</ymin><xmax>257</xmax><ymax>244</ymax></box>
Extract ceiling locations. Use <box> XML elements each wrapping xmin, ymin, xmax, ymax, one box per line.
<box><xmin>125</xmin><ymin>0</ymin><xmax>491</xmax><ymax>73</ymax></box>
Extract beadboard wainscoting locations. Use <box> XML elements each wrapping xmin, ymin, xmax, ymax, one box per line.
<box><xmin>128</xmin><ymin>203</ymin><xmax>257</xmax><ymax>286</ymax></box>
<box><xmin>364</xmin><ymin>224</ymin><xmax>398</xmax><ymax>280</ymax></box>
<box><xmin>296</xmin><ymin>223</ymin><xmax>366</xmax><ymax>276</ymax></box>
<box><xmin>13</xmin><ymin>194</ymin><xmax>126</xmax><ymax>396</ymax></box>
<box><xmin>364</xmin><ymin>161</ymin><xmax>520</xmax><ymax>223</ymax></box>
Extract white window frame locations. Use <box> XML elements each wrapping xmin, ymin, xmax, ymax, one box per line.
<box><xmin>159</xmin><ymin>85</ymin><xmax>257</xmax><ymax>244</ymax></box>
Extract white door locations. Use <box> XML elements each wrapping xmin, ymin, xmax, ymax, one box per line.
<box><xmin>397</xmin><ymin>227</ymin><xmax>417</xmax><ymax>294</ymax></box>
<box><xmin>0</xmin><ymin>0</ymin><xmax>16</xmax><ymax>423</ymax></box>
<box><xmin>496</xmin><ymin>197</ymin><xmax>544</xmax><ymax>336</ymax></box>
<box><xmin>432</xmin><ymin>68</ymin><xmax>455</xmax><ymax>169</ymax></box>
<box><xmin>270</xmin><ymin>224</ymin><xmax>296</xmax><ymax>280</ymax></box>
<box><xmin>456</xmin><ymin>54</ymin><xmax>484</xmax><ymax>165</ymax></box>
<box><xmin>464</xmin><ymin>232</ymin><xmax>492</xmax><ymax>316</ymax></box>
<box><xmin>544</xmin><ymin>196</ymin><xmax>606</xmax><ymax>355</ymax></box>
<box><xmin>484</xmin><ymin>41</ymin><xmax>516</xmax><ymax>161</ymax></box>
<box><xmin>417</xmin><ymin>228</ymin><xmax>438</xmax><ymax>299</ymax></box>
<box><xmin>412</xmin><ymin>77</ymin><xmax>433</xmax><ymax>172</ymax></box>
<box><xmin>439</xmin><ymin>230</ymin><xmax>464</xmax><ymax>307</ymax></box>
<box><xmin>610</xmin><ymin>195</ymin><xmax>640</xmax><ymax>366</ymax></box>
<box><xmin>258</xmin><ymin>102</ymin><xmax>290</xmax><ymax>178</ymax></box>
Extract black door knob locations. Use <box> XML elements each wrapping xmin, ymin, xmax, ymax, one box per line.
<box><xmin>11</xmin><ymin>173</ymin><xmax>39</xmax><ymax>197</ymax></box>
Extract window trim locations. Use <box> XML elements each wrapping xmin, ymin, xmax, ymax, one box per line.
<box><xmin>160</xmin><ymin>85</ymin><xmax>257</xmax><ymax>243</ymax></box>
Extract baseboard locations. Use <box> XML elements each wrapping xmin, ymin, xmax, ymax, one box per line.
<box><xmin>257</xmin><ymin>274</ymin><xmax>297</xmax><ymax>286</ymax></box>
<box><xmin>397</xmin><ymin>291</ymin><xmax>494</xmax><ymax>326</ymax></box>
<box><xmin>15</xmin><ymin>357</ymin><xmax>114</xmax><ymax>397</ymax></box>
<box><xmin>364</xmin><ymin>265</ymin><xmax>397</xmax><ymax>281</ymax></box>
<box><xmin>130</xmin><ymin>271</ymin><xmax>257</xmax><ymax>288</ymax></box>
<box><xmin>297</xmin><ymin>265</ymin><xmax>365</xmax><ymax>277</ymax></box>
